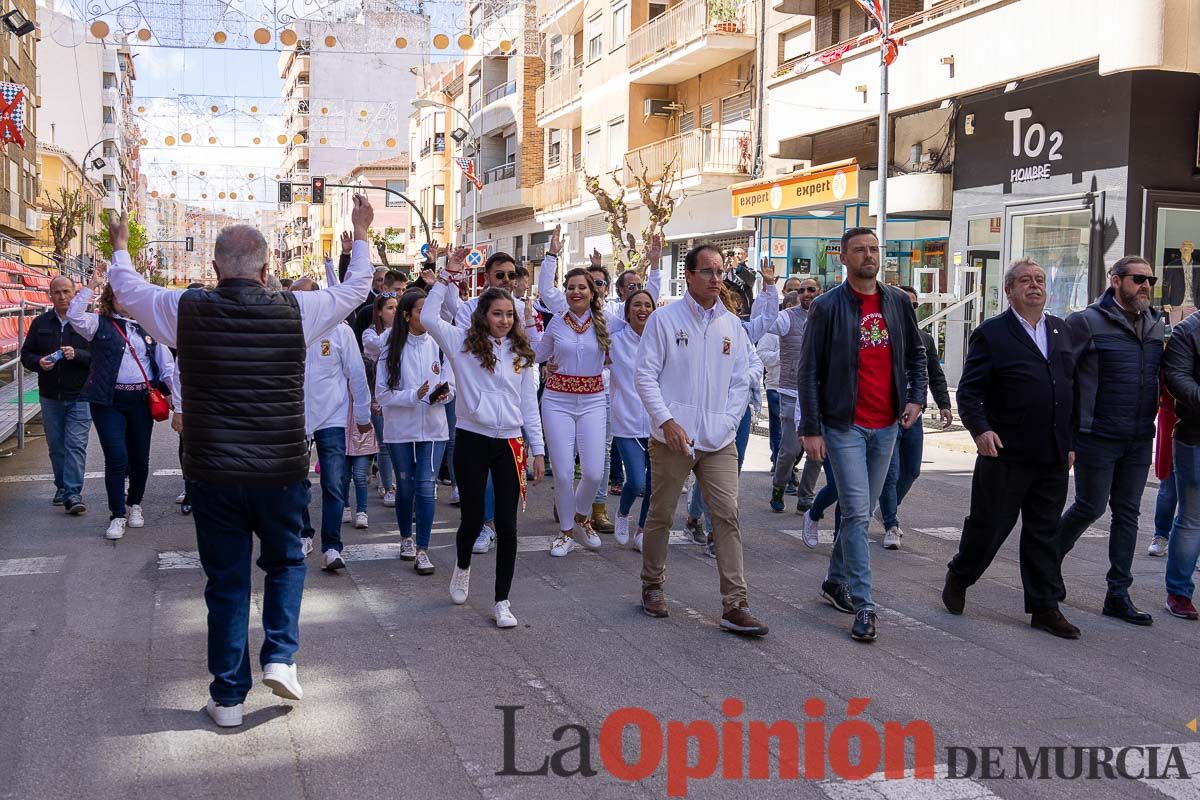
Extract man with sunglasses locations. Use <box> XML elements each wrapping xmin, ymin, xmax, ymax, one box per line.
<box><xmin>769</xmin><ymin>278</ymin><xmax>824</xmax><ymax>514</ymax></box>
<box><xmin>1056</xmin><ymin>256</ymin><xmax>1164</xmax><ymax>625</ymax></box>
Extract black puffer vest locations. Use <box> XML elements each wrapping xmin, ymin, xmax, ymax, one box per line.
<box><xmin>177</xmin><ymin>280</ymin><xmax>307</xmax><ymax>487</ymax></box>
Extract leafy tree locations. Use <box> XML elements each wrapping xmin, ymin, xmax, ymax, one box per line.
<box><xmin>43</xmin><ymin>186</ymin><xmax>93</xmax><ymax>259</ymax></box>
<box><xmin>369</xmin><ymin>226</ymin><xmax>405</xmax><ymax>268</ymax></box>
<box><xmin>88</xmin><ymin>209</ymin><xmax>149</xmax><ymax>260</ymax></box>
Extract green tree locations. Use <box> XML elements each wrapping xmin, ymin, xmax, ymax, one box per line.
<box><xmin>369</xmin><ymin>226</ymin><xmax>405</xmax><ymax>268</ymax></box>
<box><xmin>89</xmin><ymin>209</ymin><xmax>149</xmax><ymax>260</ymax></box>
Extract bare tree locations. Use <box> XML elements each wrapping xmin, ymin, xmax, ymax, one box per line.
<box><xmin>44</xmin><ymin>186</ymin><xmax>93</xmax><ymax>260</ymax></box>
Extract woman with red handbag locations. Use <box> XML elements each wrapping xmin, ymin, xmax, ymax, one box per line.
<box><xmin>69</xmin><ymin>275</ymin><xmax>177</xmax><ymax>541</ymax></box>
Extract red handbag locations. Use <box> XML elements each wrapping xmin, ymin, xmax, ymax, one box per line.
<box><xmin>112</xmin><ymin>320</ymin><xmax>171</xmax><ymax>422</ymax></box>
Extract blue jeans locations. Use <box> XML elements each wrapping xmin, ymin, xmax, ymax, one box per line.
<box><xmin>614</xmin><ymin>436</ymin><xmax>652</xmax><ymax>528</ymax></box>
<box><xmin>879</xmin><ymin>419</ymin><xmax>924</xmax><ymax>529</ymax></box>
<box><xmin>342</xmin><ymin>455</ymin><xmax>371</xmax><ymax>514</ymax></box>
<box><xmin>824</xmin><ymin>423</ymin><xmax>899</xmax><ymax>611</ymax></box>
<box><xmin>810</xmin><ymin>457</ymin><xmax>840</xmax><ymax>533</ymax></box>
<box><xmin>190</xmin><ymin>479</ymin><xmax>307</xmax><ymax>706</ymax></box>
<box><xmin>312</xmin><ymin>427</ymin><xmax>347</xmax><ymax>553</ymax></box>
<box><xmin>371</xmin><ymin>414</ymin><xmax>394</xmax><ymax>490</ymax></box>
<box><xmin>595</xmin><ymin>401</ymin><xmax>614</xmax><ymax>502</ymax></box>
<box><xmin>766</xmin><ymin>389</ymin><xmax>781</xmax><ymax>468</ymax></box>
<box><xmin>443</xmin><ymin>399</ymin><xmax>457</xmax><ymax>485</ymax></box>
<box><xmin>1155</xmin><ymin>467</ymin><xmax>1177</xmax><ymax>540</ymax></box>
<box><xmin>389</xmin><ymin>441</ymin><xmax>447</xmax><ymax>549</ymax></box>
<box><xmin>90</xmin><ymin>389</ymin><xmax>154</xmax><ymax>518</ymax></box>
<box><xmin>41</xmin><ymin>397</ymin><xmax>90</xmax><ymax>499</ymax></box>
<box><xmin>1167</xmin><ymin>440</ymin><xmax>1200</xmax><ymax>598</ymax></box>
<box><xmin>610</xmin><ymin>439</ymin><xmax>625</xmax><ymax>486</ymax></box>
<box><xmin>689</xmin><ymin>407</ymin><xmax>753</xmax><ymax>533</ymax></box>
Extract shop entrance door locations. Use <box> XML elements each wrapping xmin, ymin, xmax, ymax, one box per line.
<box><xmin>967</xmin><ymin>249</ymin><xmax>1002</xmax><ymax>325</ymax></box>
<box><xmin>1002</xmin><ymin>193</ymin><xmax>1103</xmax><ymax>319</ymax></box>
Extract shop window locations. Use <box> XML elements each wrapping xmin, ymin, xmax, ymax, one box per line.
<box><xmin>1009</xmin><ymin>209</ymin><xmax>1092</xmax><ymax>319</ymax></box>
<box><xmin>1154</xmin><ymin>207</ymin><xmax>1200</xmax><ymax>314</ymax></box>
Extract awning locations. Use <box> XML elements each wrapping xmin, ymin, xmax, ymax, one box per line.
<box><xmin>730</xmin><ymin>160</ymin><xmax>859</xmax><ymax>218</ymax></box>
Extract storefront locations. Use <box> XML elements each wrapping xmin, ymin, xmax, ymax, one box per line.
<box><xmin>945</xmin><ymin>65</ymin><xmax>1200</xmax><ymax>381</ymax></box>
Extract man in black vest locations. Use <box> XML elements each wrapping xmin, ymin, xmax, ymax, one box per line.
<box><xmin>943</xmin><ymin>258</ymin><xmax>1081</xmax><ymax>639</ymax></box>
<box><xmin>105</xmin><ymin>196</ymin><xmax>375</xmax><ymax>727</ymax></box>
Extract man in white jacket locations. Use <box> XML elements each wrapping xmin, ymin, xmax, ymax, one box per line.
<box><xmin>635</xmin><ymin>244</ymin><xmax>768</xmax><ymax>636</ymax></box>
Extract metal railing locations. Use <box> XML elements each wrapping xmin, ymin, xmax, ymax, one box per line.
<box><xmin>484</xmin><ymin>162</ymin><xmax>517</xmax><ymax>185</ymax></box>
<box><xmin>624</xmin><ymin>129</ymin><xmax>752</xmax><ymax>185</ymax></box>
<box><xmin>0</xmin><ymin>300</ymin><xmax>49</xmax><ymax>449</ymax></box>
<box><xmin>628</xmin><ymin>0</ymin><xmax>753</xmax><ymax>70</ymax></box>
<box><xmin>535</xmin><ymin>64</ymin><xmax>582</xmax><ymax>119</ymax></box>
<box><xmin>483</xmin><ymin>80</ymin><xmax>517</xmax><ymax>107</ymax></box>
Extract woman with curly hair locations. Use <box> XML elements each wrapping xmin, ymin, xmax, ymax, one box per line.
<box><xmin>420</xmin><ymin>247</ymin><xmax>545</xmax><ymax>629</ymax></box>
<box><xmin>69</xmin><ymin>274</ymin><xmax>176</xmax><ymax>541</ymax></box>
<box><xmin>535</xmin><ymin>233</ymin><xmax>612</xmax><ymax>557</ymax></box>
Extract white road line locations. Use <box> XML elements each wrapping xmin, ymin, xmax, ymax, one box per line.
<box><xmin>0</xmin><ymin>556</ymin><xmax>66</xmax><ymax>577</ymax></box>
<box><xmin>913</xmin><ymin>526</ymin><xmax>1107</xmax><ymax>541</ymax></box>
<box><xmin>1141</xmin><ymin>742</ymin><xmax>1200</xmax><ymax>800</ymax></box>
<box><xmin>780</xmin><ymin>529</ymin><xmax>837</xmax><ymax>545</ymax></box>
<box><xmin>0</xmin><ymin>471</ymin><xmax>105</xmax><ymax>483</ymax></box>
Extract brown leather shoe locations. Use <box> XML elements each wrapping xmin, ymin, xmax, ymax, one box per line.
<box><xmin>942</xmin><ymin>570</ymin><xmax>967</xmax><ymax>615</ymax></box>
<box><xmin>1030</xmin><ymin>608</ymin><xmax>1081</xmax><ymax>639</ymax></box>
<box><xmin>641</xmin><ymin>587</ymin><xmax>669</xmax><ymax>618</ymax></box>
<box><xmin>591</xmin><ymin>502</ymin><xmax>614</xmax><ymax>533</ymax></box>
<box><xmin>721</xmin><ymin>606</ymin><xmax>768</xmax><ymax>636</ymax></box>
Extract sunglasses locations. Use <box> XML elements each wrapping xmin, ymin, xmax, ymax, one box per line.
<box><xmin>494</xmin><ymin>271</ymin><xmax>518</xmax><ymax>280</ymax></box>
<box><xmin>592</xmin><ymin>279</ymin><xmax>608</xmax><ymax>287</ymax></box>
<box><xmin>798</xmin><ymin>286</ymin><xmax>818</xmax><ymax>294</ymax></box>
<box><xmin>1121</xmin><ymin>273</ymin><xmax>1158</xmax><ymax>286</ymax></box>
<box><xmin>623</xmin><ymin>282</ymin><xmax>642</xmax><ymax>291</ymax></box>
<box><xmin>379</xmin><ymin>291</ymin><xmax>398</xmax><ymax>299</ymax></box>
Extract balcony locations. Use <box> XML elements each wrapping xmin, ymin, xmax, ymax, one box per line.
<box><xmin>532</xmin><ymin>170</ymin><xmax>584</xmax><ymax>213</ymax></box>
<box><xmin>483</xmin><ymin>162</ymin><xmax>516</xmax><ymax>185</ymax></box>
<box><xmin>483</xmin><ymin>80</ymin><xmax>517</xmax><ymax>106</ymax></box>
<box><xmin>537</xmin><ymin>0</ymin><xmax>584</xmax><ymax>33</ymax></box>
<box><xmin>627</xmin><ymin>0</ymin><xmax>757</xmax><ymax>85</ymax></box>
<box><xmin>535</xmin><ymin>64</ymin><xmax>583</xmax><ymax>128</ymax></box>
<box><xmin>624</xmin><ymin>129</ymin><xmax>752</xmax><ymax>189</ymax></box>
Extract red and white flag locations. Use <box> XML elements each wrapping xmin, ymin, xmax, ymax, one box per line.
<box><xmin>852</xmin><ymin>0</ymin><xmax>904</xmax><ymax>65</ymax></box>
<box><xmin>454</xmin><ymin>157</ymin><xmax>483</xmax><ymax>191</ymax></box>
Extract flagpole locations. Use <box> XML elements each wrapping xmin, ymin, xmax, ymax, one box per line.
<box><xmin>876</xmin><ymin>0</ymin><xmax>890</xmax><ymax>253</ymax></box>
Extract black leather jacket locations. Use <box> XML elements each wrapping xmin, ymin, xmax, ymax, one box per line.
<box><xmin>797</xmin><ymin>281</ymin><xmax>927</xmax><ymax>436</ymax></box>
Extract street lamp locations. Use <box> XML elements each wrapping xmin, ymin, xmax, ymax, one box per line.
<box><xmin>78</xmin><ymin>138</ymin><xmax>117</xmax><ymax>277</ymax></box>
<box><xmin>412</xmin><ymin>98</ymin><xmax>478</xmax><ymax>248</ymax></box>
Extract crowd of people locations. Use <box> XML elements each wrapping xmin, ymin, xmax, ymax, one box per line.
<box><xmin>17</xmin><ymin>198</ymin><xmax>1200</xmax><ymax>728</ymax></box>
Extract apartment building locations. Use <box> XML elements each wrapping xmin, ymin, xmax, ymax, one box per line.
<box><xmin>139</xmin><ymin>192</ymin><xmax>191</xmax><ymax>285</ymax></box>
<box><xmin>532</xmin><ymin>0</ymin><xmax>758</xmax><ymax>289</ymax></box>
<box><xmin>329</xmin><ymin>155</ymin><xmax>416</xmax><ymax>271</ymax></box>
<box><xmin>181</xmin><ymin>207</ymin><xmax>245</xmax><ymax>284</ymax></box>
<box><xmin>750</xmin><ymin>0</ymin><xmax>1200</xmax><ymax>381</ymax></box>
<box><xmin>410</xmin><ymin>61</ymin><xmax>462</xmax><ymax>254</ymax></box>
<box><xmin>0</xmin><ymin>0</ymin><xmax>39</xmax><ymax>249</ymax></box>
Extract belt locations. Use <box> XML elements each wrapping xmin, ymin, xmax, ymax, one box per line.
<box><xmin>545</xmin><ymin>373</ymin><xmax>604</xmax><ymax>395</ymax></box>
<box><xmin>114</xmin><ymin>383</ymin><xmax>148</xmax><ymax>392</ymax></box>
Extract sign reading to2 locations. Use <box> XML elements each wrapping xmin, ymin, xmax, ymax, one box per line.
<box><xmin>1004</xmin><ymin>108</ymin><xmax>1064</xmax><ymax>161</ymax></box>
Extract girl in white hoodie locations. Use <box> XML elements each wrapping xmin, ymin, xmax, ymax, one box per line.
<box><xmin>421</xmin><ymin>248</ymin><xmax>546</xmax><ymax>629</ymax></box>
<box><xmin>376</xmin><ymin>289</ymin><xmax>454</xmax><ymax>576</ymax></box>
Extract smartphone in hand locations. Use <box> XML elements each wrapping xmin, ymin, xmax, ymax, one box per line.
<box><xmin>426</xmin><ymin>381</ymin><xmax>450</xmax><ymax>404</ymax></box>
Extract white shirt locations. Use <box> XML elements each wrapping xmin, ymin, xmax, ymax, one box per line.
<box><xmin>374</xmin><ymin>331</ymin><xmax>455</xmax><ymax>443</ymax></box>
<box><xmin>536</xmin><ymin>253</ymin><xmax>662</xmax><ymax>334</ymax></box>
<box><xmin>362</xmin><ymin>326</ymin><xmax>387</xmax><ymax>362</ymax></box>
<box><xmin>105</xmin><ymin>240</ymin><xmax>375</xmax><ymax>349</ymax></box>
<box><xmin>757</xmin><ymin>332</ymin><xmax>781</xmax><ymax>391</ymax></box>
<box><xmin>635</xmin><ymin>290</ymin><xmax>751</xmax><ymax>453</ymax></box>
<box><xmin>67</xmin><ymin>288</ymin><xmax>178</xmax><ymax>394</ymax></box>
<box><xmin>305</xmin><ymin>322</ymin><xmax>372</xmax><ymax>436</ymax></box>
<box><xmin>421</xmin><ymin>281</ymin><xmax>545</xmax><ymax>456</ymax></box>
<box><xmin>609</xmin><ymin>326</ymin><xmax>650</xmax><ymax>439</ymax></box>
<box><xmin>1017</xmin><ymin>312</ymin><xmax>1049</xmax><ymax>359</ymax></box>
<box><xmin>533</xmin><ymin>308</ymin><xmax>606</xmax><ymax>380</ymax></box>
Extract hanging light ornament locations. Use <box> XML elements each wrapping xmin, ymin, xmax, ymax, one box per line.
<box><xmin>280</xmin><ymin>30</ymin><xmax>297</xmax><ymax>46</ymax></box>
<box><xmin>165</xmin><ymin>135</ymin><xmax>176</xmax><ymax>146</ymax></box>
<box><xmin>90</xmin><ymin>20</ymin><xmax>109</xmax><ymax>38</ymax></box>
<box><xmin>458</xmin><ymin>34</ymin><xmax>474</xmax><ymax>50</ymax></box>
<box><xmin>137</xmin><ymin>28</ymin><xmax>151</xmax><ymax>42</ymax></box>
<box><xmin>395</xmin><ymin>37</ymin><xmax>408</xmax><ymax>48</ymax></box>
<box><xmin>324</xmin><ymin>35</ymin><xmax>336</xmax><ymax>47</ymax></box>
<box><xmin>433</xmin><ymin>33</ymin><xmax>450</xmax><ymax>50</ymax></box>
<box><xmin>213</xmin><ymin>31</ymin><xmax>227</xmax><ymax>44</ymax></box>
<box><xmin>253</xmin><ymin>28</ymin><xmax>271</xmax><ymax>45</ymax></box>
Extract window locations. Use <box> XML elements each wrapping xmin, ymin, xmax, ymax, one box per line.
<box><xmin>103</xmin><ymin>175</ymin><xmax>116</xmax><ymax>192</ymax></box>
<box><xmin>607</xmin><ymin>118</ymin><xmax>625</xmax><ymax>170</ymax></box>
<box><xmin>549</xmin><ymin>35</ymin><xmax>563</xmax><ymax>75</ymax></box>
<box><xmin>721</xmin><ymin>91</ymin><xmax>752</xmax><ymax>131</ymax></box>
<box><xmin>103</xmin><ymin>142</ymin><xmax>116</xmax><ymax>158</ymax></box>
<box><xmin>433</xmin><ymin>185</ymin><xmax>445</xmax><ymax>229</ymax></box>
<box><xmin>103</xmin><ymin>106</ymin><xmax>115</xmax><ymax>124</ymax></box>
<box><xmin>385</xmin><ymin>180</ymin><xmax>407</xmax><ymax>207</ymax></box>
<box><xmin>584</xmin><ymin>127</ymin><xmax>602</xmax><ymax>173</ymax></box>
<box><xmin>611</xmin><ymin>4</ymin><xmax>628</xmax><ymax>48</ymax></box>
<box><xmin>833</xmin><ymin>4</ymin><xmax>851</xmax><ymax>44</ymax></box>
<box><xmin>548</xmin><ymin>129</ymin><xmax>562</xmax><ymax>167</ymax></box>
<box><xmin>700</xmin><ymin>103</ymin><xmax>713</xmax><ymax>129</ymax></box>
<box><xmin>679</xmin><ymin>110</ymin><xmax>695</xmax><ymax>134</ymax></box>
<box><xmin>780</xmin><ymin>23</ymin><xmax>813</xmax><ymax>64</ymax></box>
<box><xmin>102</xmin><ymin>72</ymin><xmax>117</xmax><ymax>89</ymax></box>
<box><xmin>587</xmin><ymin>13</ymin><xmax>603</xmax><ymax>63</ymax></box>
<box><xmin>1009</xmin><ymin>208</ymin><xmax>1092</xmax><ymax>318</ymax></box>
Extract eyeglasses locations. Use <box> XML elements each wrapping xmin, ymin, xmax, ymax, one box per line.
<box><xmin>623</xmin><ymin>282</ymin><xmax>642</xmax><ymax>292</ymax></box>
<box><xmin>688</xmin><ymin>268</ymin><xmax>722</xmax><ymax>280</ymax></box>
<box><xmin>798</xmin><ymin>287</ymin><xmax>818</xmax><ymax>294</ymax></box>
<box><xmin>494</xmin><ymin>272</ymin><xmax>518</xmax><ymax>280</ymax></box>
<box><xmin>1120</xmin><ymin>273</ymin><xmax>1158</xmax><ymax>286</ymax></box>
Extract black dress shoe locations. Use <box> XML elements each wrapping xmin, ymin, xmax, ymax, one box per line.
<box><xmin>942</xmin><ymin>570</ymin><xmax>967</xmax><ymax>615</ymax></box>
<box><xmin>1030</xmin><ymin>608</ymin><xmax>1081</xmax><ymax>639</ymax></box>
<box><xmin>1102</xmin><ymin>595</ymin><xmax>1153</xmax><ymax>626</ymax></box>
<box><xmin>851</xmin><ymin>608</ymin><xmax>877</xmax><ymax>642</ymax></box>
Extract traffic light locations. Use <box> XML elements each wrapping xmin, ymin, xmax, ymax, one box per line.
<box><xmin>278</xmin><ymin>181</ymin><xmax>292</xmax><ymax>203</ymax></box>
<box><xmin>311</xmin><ymin>176</ymin><xmax>326</xmax><ymax>205</ymax></box>
<box><xmin>185</xmin><ymin>236</ymin><xmax>194</xmax><ymax>252</ymax></box>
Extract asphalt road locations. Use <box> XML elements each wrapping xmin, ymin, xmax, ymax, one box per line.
<box><xmin>0</xmin><ymin>421</ymin><xmax>1196</xmax><ymax>800</ymax></box>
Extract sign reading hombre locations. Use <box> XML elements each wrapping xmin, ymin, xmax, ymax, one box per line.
<box><xmin>730</xmin><ymin>165</ymin><xmax>859</xmax><ymax>217</ymax></box>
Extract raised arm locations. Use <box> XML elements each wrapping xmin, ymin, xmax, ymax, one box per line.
<box><xmin>538</xmin><ymin>225</ymin><xmax>568</xmax><ymax>316</ymax></box>
<box><xmin>106</xmin><ymin>212</ymin><xmax>180</xmax><ymax>347</ymax></box>
<box><xmin>65</xmin><ymin>286</ymin><xmax>100</xmax><ymax>341</ymax></box>
<box><xmin>362</xmin><ymin>326</ymin><xmax>387</xmax><ymax>362</ymax></box>
<box><xmin>741</xmin><ymin>274</ymin><xmax>780</xmax><ymax>344</ymax></box>
<box><xmin>644</xmin><ymin>233</ymin><xmax>664</xmax><ymax>302</ymax></box>
<box><xmin>324</xmin><ymin>257</ymin><xmax>339</xmax><ymax>287</ymax></box>
<box><xmin>295</xmin><ymin>195</ymin><xmax>375</xmax><ymax>345</ymax></box>
<box><xmin>421</xmin><ymin>278</ymin><xmax>465</xmax><ymax>356</ymax></box>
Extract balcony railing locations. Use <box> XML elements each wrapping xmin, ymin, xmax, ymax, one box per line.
<box><xmin>484</xmin><ymin>162</ymin><xmax>517</xmax><ymax>185</ymax></box>
<box><xmin>535</xmin><ymin>64</ymin><xmax>582</xmax><ymax>120</ymax></box>
<box><xmin>628</xmin><ymin>0</ymin><xmax>752</xmax><ymax>70</ymax></box>
<box><xmin>624</xmin><ymin>129</ymin><xmax>752</xmax><ymax>186</ymax></box>
<box><xmin>533</xmin><ymin>170</ymin><xmax>583</xmax><ymax>212</ymax></box>
<box><xmin>483</xmin><ymin>80</ymin><xmax>517</xmax><ymax>106</ymax></box>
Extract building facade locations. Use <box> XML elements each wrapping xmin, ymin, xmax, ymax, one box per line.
<box><xmin>32</xmin><ymin>143</ymin><xmax>104</xmax><ymax>271</ymax></box>
<box><xmin>0</xmin><ymin>0</ymin><xmax>39</xmax><ymax>250</ymax></box>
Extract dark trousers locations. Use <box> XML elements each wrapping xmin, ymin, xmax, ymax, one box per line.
<box><xmin>1057</xmin><ymin>433</ymin><xmax>1152</xmax><ymax>598</ymax></box>
<box><xmin>949</xmin><ymin>456</ymin><xmax>1070</xmax><ymax>613</ymax></box>
<box><xmin>190</xmin><ymin>479</ymin><xmax>308</xmax><ymax>705</ymax></box>
<box><xmin>90</xmin><ymin>389</ymin><xmax>154</xmax><ymax>518</ymax></box>
<box><xmin>453</xmin><ymin>428</ymin><xmax>520</xmax><ymax>602</ymax></box>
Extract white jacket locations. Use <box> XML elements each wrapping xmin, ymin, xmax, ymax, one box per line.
<box><xmin>609</xmin><ymin>326</ymin><xmax>650</xmax><ymax>439</ymax></box>
<box><xmin>305</xmin><ymin>322</ymin><xmax>371</xmax><ymax>436</ymax></box>
<box><xmin>374</xmin><ymin>331</ymin><xmax>454</xmax><ymax>443</ymax></box>
<box><xmin>758</xmin><ymin>332</ymin><xmax>781</xmax><ymax>390</ymax></box>
<box><xmin>421</xmin><ymin>281</ymin><xmax>545</xmax><ymax>456</ymax></box>
<box><xmin>635</xmin><ymin>292</ymin><xmax>750</xmax><ymax>453</ymax></box>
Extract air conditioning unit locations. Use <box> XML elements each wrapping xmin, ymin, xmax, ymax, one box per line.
<box><xmin>643</xmin><ymin>99</ymin><xmax>678</xmax><ymax>118</ymax></box>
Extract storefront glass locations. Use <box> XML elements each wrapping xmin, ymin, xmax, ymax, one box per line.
<box><xmin>1153</xmin><ymin>206</ymin><xmax>1200</xmax><ymax>316</ymax></box>
<box><xmin>1009</xmin><ymin>209</ymin><xmax>1091</xmax><ymax>318</ymax></box>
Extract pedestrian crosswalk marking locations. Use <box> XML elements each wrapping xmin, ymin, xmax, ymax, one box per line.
<box><xmin>780</xmin><ymin>529</ymin><xmax>837</xmax><ymax>545</ymax></box>
<box><xmin>0</xmin><ymin>556</ymin><xmax>66</xmax><ymax>576</ymax></box>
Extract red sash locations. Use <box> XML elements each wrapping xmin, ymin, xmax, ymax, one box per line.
<box><xmin>508</xmin><ymin>436</ymin><xmax>528</xmax><ymax>510</ymax></box>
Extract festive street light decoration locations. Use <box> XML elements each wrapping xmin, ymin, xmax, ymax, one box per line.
<box><xmin>433</xmin><ymin>33</ymin><xmax>449</xmax><ymax>49</ymax></box>
<box><xmin>253</xmin><ymin>28</ymin><xmax>271</xmax><ymax>45</ymax></box>
<box><xmin>90</xmin><ymin>20</ymin><xmax>110</xmax><ymax>38</ymax></box>
<box><xmin>137</xmin><ymin>28</ymin><xmax>151</xmax><ymax>41</ymax></box>
<box><xmin>280</xmin><ymin>29</ymin><xmax>297</xmax><ymax>46</ymax></box>
<box><xmin>213</xmin><ymin>31</ymin><xmax>227</xmax><ymax>44</ymax></box>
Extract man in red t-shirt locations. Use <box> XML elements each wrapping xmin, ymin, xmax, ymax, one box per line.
<box><xmin>796</xmin><ymin>228</ymin><xmax>928</xmax><ymax>643</ymax></box>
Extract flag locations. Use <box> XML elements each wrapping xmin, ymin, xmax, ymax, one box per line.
<box><xmin>852</xmin><ymin>0</ymin><xmax>904</xmax><ymax>65</ymax></box>
<box><xmin>454</xmin><ymin>157</ymin><xmax>483</xmax><ymax>190</ymax></box>
<box><xmin>0</xmin><ymin>82</ymin><xmax>26</xmax><ymax>147</ymax></box>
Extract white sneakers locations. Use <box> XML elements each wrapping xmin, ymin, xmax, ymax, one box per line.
<box><xmin>414</xmin><ymin>550</ymin><xmax>435</xmax><ymax>575</ymax></box>
<box><xmin>205</xmin><ymin>698</ymin><xmax>243</xmax><ymax>728</ymax></box>
<box><xmin>1148</xmin><ymin>535</ymin><xmax>1168</xmax><ymax>557</ymax></box>
<box><xmin>494</xmin><ymin>600</ymin><xmax>518</xmax><ymax>628</ymax></box>
<box><xmin>549</xmin><ymin>533</ymin><xmax>578</xmax><ymax>557</ymax></box>
<box><xmin>323</xmin><ymin>549</ymin><xmax>346</xmax><ymax>571</ymax></box>
<box><xmin>449</xmin><ymin>486</ymin><xmax>460</xmax><ymax>505</ymax></box>
<box><xmin>175</xmin><ymin>491</ymin><xmax>186</xmax><ymax>504</ymax></box>
<box><xmin>301</xmin><ymin>537</ymin><xmax>314</xmax><ymax>557</ymax></box>
<box><xmin>341</xmin><ymin>507</ymin><xmax>352</xmax><ymax>525</ymax></box>
<box><xmin>632</xmin><ymin>530</ymin><xmax>644</xmax><ymax>552</ymax></box>
<box><xmin>126</xmin><ymin>505</ymin><xmax>145</xmax><ymax>528</ymax></box>
<box><xmin>577</xmin><ymin>521</ymin><xmax>602</xmax><ymax>550</ymax></box>
<box><xmin>472</xmin><ymin>525</ymin><xmax>496</xmax><ymax>554</ymax></box>
<box><xmin>450</xmin><ymin>565</ymin><xmax>471</xmax><ymax>604</ymax></box>
<box><xmin>354</xmin><ymin>512</ymin><xmax>369</xmax><ymax>529</ymax></box>
<box><xmin>399</xmin><ymin>537</ymin><xmax>417</xmax><ymax>560</ymax></box>
<box><xmin>882</xmin><ymin>526</ymin><xmax>903</xmax><ymax>550</ymax></box>
<box><xmin>801</xmin><ymin>510</ymin><xmax>820</xmax><ymax>548</ymax></box>
<box><xmin>262</xmin><ymin>662</ymin><xmax>303</xmax><ymax>700</ymax></box>
<box><xmin>614</xmin><ymin>514</ymin><xmax>631</xmax><ymax>545</ymax></box>
<box><xmin>105</xmin><ymin>517</ymin><xmax>126</xmax><ymax>540</ymax></box>
<box><xmin>382</xmin><ymin>490</ymin><xmax>396</xmax><ymax>508</ymax></box>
